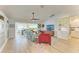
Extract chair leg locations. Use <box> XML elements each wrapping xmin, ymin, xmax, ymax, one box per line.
<box><xmin>49</xmin><ymin>42</ymin><xmax>51</xmax><ymax>45</ymax></box>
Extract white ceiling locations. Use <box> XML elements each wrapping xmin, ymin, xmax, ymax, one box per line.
<box><xmin>0</xmin><ymin>5</ymin><xmax>79</xmax><ymax>23</ymax></box>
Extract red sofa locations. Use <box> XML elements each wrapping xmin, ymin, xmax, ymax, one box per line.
<box><xmin>38</xmin><ymin>32</ymin><xmax>51</xmax><ymax>45</ymax></box>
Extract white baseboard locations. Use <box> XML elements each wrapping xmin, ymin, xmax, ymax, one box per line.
<box><xmin>0</xmin><ymin>39</ymin><xmax>8</xmax><ymax>52</ymax></box>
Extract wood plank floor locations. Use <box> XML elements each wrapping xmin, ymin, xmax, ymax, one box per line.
<box><xmin>2</xmin><ymin>32</ymin><xmax>79</xmax><ymax>53</ymax></box>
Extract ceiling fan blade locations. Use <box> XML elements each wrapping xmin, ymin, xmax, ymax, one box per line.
<box><xmin>49</xmin><ymin>14</ymin><xmax>55</xmax><ymax>17</ymax></box>
<box><xmin>32</xmin><ymin>18</ymin><xmax>39</xmax><ymax>20</ymax></box>
<box><xmin>34</xmin><ymin>18</ymin><xmax>39</xmax><ymax>20</ymax></box>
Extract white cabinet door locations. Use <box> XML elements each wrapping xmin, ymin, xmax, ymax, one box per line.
<box><xmin>57</xmin><ymin>28</ymin><xmax>69</xmax><ymax>40</ymax></box>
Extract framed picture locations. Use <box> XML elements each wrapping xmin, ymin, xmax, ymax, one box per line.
<box><xmin>46</xmin><ymin>25</ymin><xmax>54</xmax><ymax>31</ymax></box>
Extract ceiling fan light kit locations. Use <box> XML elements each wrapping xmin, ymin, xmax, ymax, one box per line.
<box><xmin>31</xmin><ymin>12</ymin><xmax>39</xmax><ymax>20</ymax></box>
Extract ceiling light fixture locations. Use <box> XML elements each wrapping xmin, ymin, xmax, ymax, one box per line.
<box><xmin>31</xmin><ymin>12</ymin><xmax>39</xmax><ymax>20</ymax></box>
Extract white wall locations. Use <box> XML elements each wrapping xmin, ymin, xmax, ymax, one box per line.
<box><xmin>0</xmin><ymin>11</ymin><xmax>8</xmax><ymax>52</ymax></box>
<box><xmin>44</xmin><ymin>16</ymin><xmax>70</xmax><ymax>46</ymax></box>
<box><xmin>44</xmin><ymin>17</ymin><xmax>70</xmax><ymax>39</ymax></box>
<box><xmin>44</xmin><ymin>17</ymin><xmax>58</xmax><ymax>36</ymax></box>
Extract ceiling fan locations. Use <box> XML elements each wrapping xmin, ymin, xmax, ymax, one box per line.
<box><xmin>31</xmin><ymin>12</ymin><xmax>39</xmax><ymax>20</ymax></box>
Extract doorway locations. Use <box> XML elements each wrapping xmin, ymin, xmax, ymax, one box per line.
<box><xmin>70</xmin><ymin>17</ymin><xmax>79</xmax><ymax>38</ymax></box>
<box><xmin>15</xmin><ymin>22</ymin><xmax>38</xmax><ymax>43</ymax></box>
